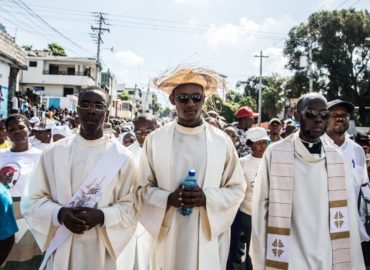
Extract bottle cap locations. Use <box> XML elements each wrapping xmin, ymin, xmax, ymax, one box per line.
<box><xmin>188</xmin><ymin>169</ymin><xmax>196</xmax><ymax>177</ymax></box>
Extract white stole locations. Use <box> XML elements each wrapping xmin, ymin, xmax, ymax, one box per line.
<box><xmin>39</xmin><ymin>139</ymin><xmax>128</xmax><ymax>270</ymax></box>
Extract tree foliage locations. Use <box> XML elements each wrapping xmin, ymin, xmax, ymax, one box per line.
<box><xmin>284</xmin><ymin>9</ymin><xmax>370</xmax><ymax>124</ymax></box>
<box><xmin>48</xmin><ymin>43</ymin><xmax>67</xmax><ymax>56</ymax></box>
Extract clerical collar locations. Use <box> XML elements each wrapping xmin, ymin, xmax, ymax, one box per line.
<box><xmin>300</xmin><ymin>138</ymin><xmax>322</xmax><ymax>155</ymax></box>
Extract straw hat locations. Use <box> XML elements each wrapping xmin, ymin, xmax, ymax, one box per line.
<box><xmin>153</xmin><ymin>67</ymin><xmax>224</xmax><ymax>97</ymax></box>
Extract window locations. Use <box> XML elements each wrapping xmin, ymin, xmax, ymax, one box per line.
<box><xmin>63</xmin><ymin>88</ymin><xmax>74</xmax><ymax>97</ymax></box>
<box><xmin>49</xmin><ymin>65</ymin><xmax>59</xmax><ymax>75</ymax></box>
<box><xmin>29</xmin><ymin>61</ymin><xmax>37</xmax><ymax>67</ymax></box>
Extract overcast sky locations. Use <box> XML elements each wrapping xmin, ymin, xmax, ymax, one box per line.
<box><xmin>1</xmin><ymin>0</ymin><xmax>369</xmax><ymax>106</ymax></box>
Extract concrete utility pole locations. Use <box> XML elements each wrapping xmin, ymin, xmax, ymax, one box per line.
<box><xmin>254</xmin><ymin>51</ymin><xmax>269</xmax><ymax>125</ymax></box>
<box><xmin>91</xmin><ymin>12</ymin><xmax>110</xmax><ymax>86</ymax></box>
<box><xmin>131</xmin><ymin>84</ymin><xmax>137</xmax><ymax>120</ymax></box>
<box><xmin>308</xmin><ymin>44</ymin><xmax>313</xmax><ymax>92</ymax></box>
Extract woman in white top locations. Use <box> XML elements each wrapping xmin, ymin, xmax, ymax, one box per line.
<box><xmin>227</xmin><ymin>127</ymin><xmax>269</xmax><ymax>270</ymax></box>
<box><xmin>0</xmin><ymin>114</ymin><xmax>42</xmax><ymax>270</ymax></box>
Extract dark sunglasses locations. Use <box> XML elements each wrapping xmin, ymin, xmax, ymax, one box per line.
<box><xmin>301</xmin><ymin>108</ymin><xmax>330</xmax><ymax>120</ymax></box>
<box><xmin>78</xmin><ymin>102</ymin><xmax>107</xmax><ymax>111</ymax></box>
<box><xmin>134</xmin><ymin>129</ymin><xmax>153</xmax><ymax>136</ymax></box>
<box><xmin>173</xmin><ymin>93</ymin><xmax>204</xmax><ymax>104</ymax></box>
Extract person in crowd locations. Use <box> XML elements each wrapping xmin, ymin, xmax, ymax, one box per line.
<box><xmin>0</xmin><ymin>119</ymin><xmax>12</xmax><ymax>150</ymax></box>
<box><xmin>121</xmin><ymin>132</ymin><xmax>136</xmax><ymax>148</ymax></box>
<box><xmin>223</xmin><ymin>125</ymin><xmax>238</xmax><ymax>146</ymax></box>
<box><xmin>323</xmin><ymin>99</ymin><xmax>370</xmax><ymax>265</ymax></box>
<box><xmin>280</xmin><ymin>123</ymin><xmax>297</xmax><ymax>139</ymax></box>
<box><xmin>30</xmin><ymin>125</ymin><xmax>51</xmax><ymax>150</ymax></box>
<box><xmin>0</xmin><ymin>184</ymin><xmax>18</xmax><ymax>266</ymax></box>
<box><xmin>136</xmin><ymin>68</ymin><xmax>246</xmax><ymax>270</ymax></box>
<box><xmin>227</xmin><ymin>127</ymin><xmax>269</xmax><ymax>270</ymax></box>
<box><xmin>134</xmin><ymin>114</ymin><xmax>157</xmax><ymax>148</ymax></box>
<box><xmin>355</xmin><ymin>132</ymin><xmax>370</xmax><ymax>156</ymax></box>
<box><xmin>119</xmin><ymin>113</ymin><xmax>157</xmax><ymax>270</ymax></box>
<box><xmin>235</xmin><ymin>106</ymin><xmax>258</xmax><ymax>157</ymax></box>
<box><xmin>10</xmin><ymin>93</ymin><xmax>19</xmax><ymax>114</ymax></box>
<box><xmin>21</xmin><ymin>86</ymin><xmax>138</xmax><ymax>270</ymax></box>
<box><xmin>0</xmin><ymin>114</ymin><xmax>43</xmax><ymax>269</ymax></box>
<box><xmin>51</xmin><ymin>125</ymin><xmax>73</xmax><ymax>143</ymax></box>
<box><xmin>205</xmin><ymin>117</ymin><xmax>221</xmax><ymax>129</ymax></box>
<box><xmin>69</xmin><ymin>116</ymin><xmax>80</xmax><ymax>134</ymax></box>
<box><xmin>268</xmin><ymin>118</ymin><xmax>282</xmax><ymax>143</ymax></box>
<box><xmin>251</xmin><ymin>93</ymin><xmax>365</xmax><ymax>269</ymax></box>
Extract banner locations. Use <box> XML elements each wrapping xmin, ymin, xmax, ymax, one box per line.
<box><xmin>0</xmin><ymin>85</ymin><xmax>8</xmax><ymax>119</ymax></box>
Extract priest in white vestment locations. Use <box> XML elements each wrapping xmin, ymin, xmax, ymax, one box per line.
<box><xmin>251</xmin><ymin>93</ymin><xmax>365</xmax><ymax>270</ymax></box>
<box><xmin>136</xmin><ymin>68</ymin><xmax>246</xmax><ymax>270</ymax></box>
<box><xmin>21</xmin><ymin>87</ymin><xmax>138</xmax><ymax>270</ymax></box>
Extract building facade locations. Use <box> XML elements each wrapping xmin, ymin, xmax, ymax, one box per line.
<box><xmin>20</xmin><ymin>54</ymin><xmax>98</xmax><ymax>111</ymax></box>
<box><xmin>0</xmin><ymin>29</ymin><xmax>28</xmax><ymax>118</ymax></box>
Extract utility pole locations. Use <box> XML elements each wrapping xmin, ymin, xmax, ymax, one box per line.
<box><xmin>308</xmin><ymin>44</ymin><xmax>313</xmax><ymax>92</ymax></box>
<box><xmin>254</xmin><ymin>51</ymin><xmax>269</xmax><ymax>126</ymax></box>
<box><xmin>91</xmin><ymin>12</ymin><xmax>110</xmax><ymax>86</ymax></box>
<box><xmin>131</xmin><ymin>84</ymin><xmax>137</xmax><ymax>120</ymax></box>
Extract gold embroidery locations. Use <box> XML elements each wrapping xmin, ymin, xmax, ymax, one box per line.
<box><xmin>272</xmin><ymin>239</ymin><xmax>285</xmax><ymax>258</ymax></box>
<box><xmin>334</xmin><ymin>211</ymin><xmax>344</xmax><ymax>228</ymax></box>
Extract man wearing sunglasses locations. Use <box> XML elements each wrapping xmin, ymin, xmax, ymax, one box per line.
<box><xmin>136</xmin><ymin>68</ymin><xmax>245</xmax><ymax>270</ymax></box>
<box><xmin>323</xmin><ymin>99</ymin><xmax>370</xmax><ymax>266</ymax></box>
<box><xmin>252</xmin><ymin>93</ymin><xmax>365</xmax><ymax>269</ymax></box>
<box><xmin>22</xmin><ymin>86</ymin><xmax>138</xmax><ymax>270</ymax></box>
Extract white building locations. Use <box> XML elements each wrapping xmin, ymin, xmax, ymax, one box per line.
<box><xmin>20</xmin><ymin>54</ymin><xmax>98</xmax><ymax>111</ymax></box>
<box><xmin>0</xmin><ymin>28</ymin><xmax>28</xmax><ymax>118</ymax></box>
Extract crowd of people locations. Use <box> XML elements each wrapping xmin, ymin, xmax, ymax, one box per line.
<box><xmin>0</xmin><ymin>67</ymin><xmax>369</xmax><ymax>270</ymax></box>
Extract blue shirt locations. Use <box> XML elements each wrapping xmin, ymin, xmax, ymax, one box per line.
<box><xmin>0</xmin><ymin>184</ymin><xmax>18</xmax><ymax>240</ymax></box>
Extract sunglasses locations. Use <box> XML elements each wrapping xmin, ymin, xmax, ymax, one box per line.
<box><xmin>134</xmin><ymin>129</ymin><xmax>153</xmax><ymax>136</ymax></box>
<box><xmin>301</xmin><ymin>108</ymin><xmax>330</xmax><ymax>120</ymax></box>
<box><xmin>78</xmin><ymin>102</ymin><xmax>107</xmax><ymax>111</ymax></box>
<box><xmin>173</xmin><ymin>93</ymin><xmax>204</xmax><ymax>104</ymax></box>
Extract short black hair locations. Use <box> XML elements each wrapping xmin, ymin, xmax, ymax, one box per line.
<box><xmin>134</xmin><ymin>113</ymin><xmax>157</xmax><ymax>127</ymax></box>
<box><xmin>296</xmin><ymin>93</ymin><xmax>327</xmax><ymax>112</ymax></box>
<box><xmin>78</xmin><ymin>86</ymin><xmax>111</xmax><ymax>105</ymax></box>
<box><xmin>5</xmin><ymin>114</ymin><xmax>30</xmax><ymax>129</ymax></box>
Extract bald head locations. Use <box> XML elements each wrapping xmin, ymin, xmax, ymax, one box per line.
<box><xmin>296</xmin><ymin>93</ymin><xmax>327</xmax><ymax>112</ymax></box>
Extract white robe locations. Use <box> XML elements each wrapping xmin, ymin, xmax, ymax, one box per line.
<box><xmin>21</xmin><ymin>134</ymin><xmax>138</xmax><ymax>270</ymax></box>
<box><xmin>251</xmin><ymin>134</ymin><xmax>365</xmax><ymax>270</ymax></box>
<box><xmin>136</xmin><ymin>121</ymin><xmax>246</xmax><ymax>270</ymax></box>
<box><xmin>119</xmin><ymin>140</ymin><xmax>150</xmax><ymax>270</ymax></box>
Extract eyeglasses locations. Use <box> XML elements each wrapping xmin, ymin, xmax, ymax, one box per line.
<box><xmin>301</xmin><ymin>108</ymin><xmax>330</xmax><ymax>120</ymax></box>
<box><xmin>134</xmin><ymin>129</ymin><xmax>153</xmax><ymax>136</ymax></box>
<box><xmin>330</xmin><ymin>112</ymin><xmax>350</xmax><ymax>119</ymax></box>
<box><xmin>173</xmin><ymin>93</ymin><xmax>204</xmax><ymax>104</ymax></box>
<box><xmin>78</xmin><ymin>102</ymin><xmax>107</xmax><ymax>111</ymax></box>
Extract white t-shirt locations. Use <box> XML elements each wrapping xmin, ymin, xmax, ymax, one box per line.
<box><xmin>0</xmin><ymin>147</ymin><xmax>42</xmax><ymax>197</ymax></box>
<box><xmin>239</xmin><ymin>154</ymin><xmax>262</xmax><ymax>215</ymax></box>
<box><xmin>11</xmin><ymin>96</ymin><xmax>18</xmax><ymax>110</ymax></box>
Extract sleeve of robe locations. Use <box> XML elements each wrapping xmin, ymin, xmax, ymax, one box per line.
<box><xmin>200</xmin><ymin>139</ymin><xmax>246</xmax><ymax>240</ymax></box>
<box><xmin>20</xmin><ymin>153</ymin><xmax>59</xmax><ymax>251</ymax></box>
<box><xmin>135</xmin><ymin>136</ymin><xmax>171</xmax><ymax>241</ymax></box>
<box><xmin>250</xmin><ymin>146</ymin><xmax>271</xmax><ymax>269</ymax></box>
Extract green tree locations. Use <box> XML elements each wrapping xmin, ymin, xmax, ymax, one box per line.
<box><xmin>284</xmin><ymin>9</ymin><xmax>370</xmax><ymax>125</ymax></box>
<box><xmin>48</xmin><ymin>43</ymin><xmax>67</xmax><ymax>56</ymax></box>
<box><xmin>160</xmin><ymin>107</ymin><xmax>172</xmax><ymax>118</ymax></box>
<box><xmin>118</xmin><ymin>92</ymin><xmax>131</xmax><ymax>101</ymax></box>
<box><xmin>151</xmin><ymin>94</ymin><xmax>161</xmax><ymax>114</ymax></box>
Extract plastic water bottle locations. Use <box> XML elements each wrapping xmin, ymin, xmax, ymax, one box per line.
<box><xmin>178</xmin><ymin>169</ymin><xmax>197</xmax><ymax>216</ymax></box>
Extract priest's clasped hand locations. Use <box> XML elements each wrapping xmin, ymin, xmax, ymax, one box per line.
<box><xmin>167</xmin><ymin>185</ymin><xmax>206</xmax><ymax>209</ymax></box>
<box><xmin>58</xmin><ymin>207</ymin><xmax>105</xmax><ymax>234</ymax></box>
